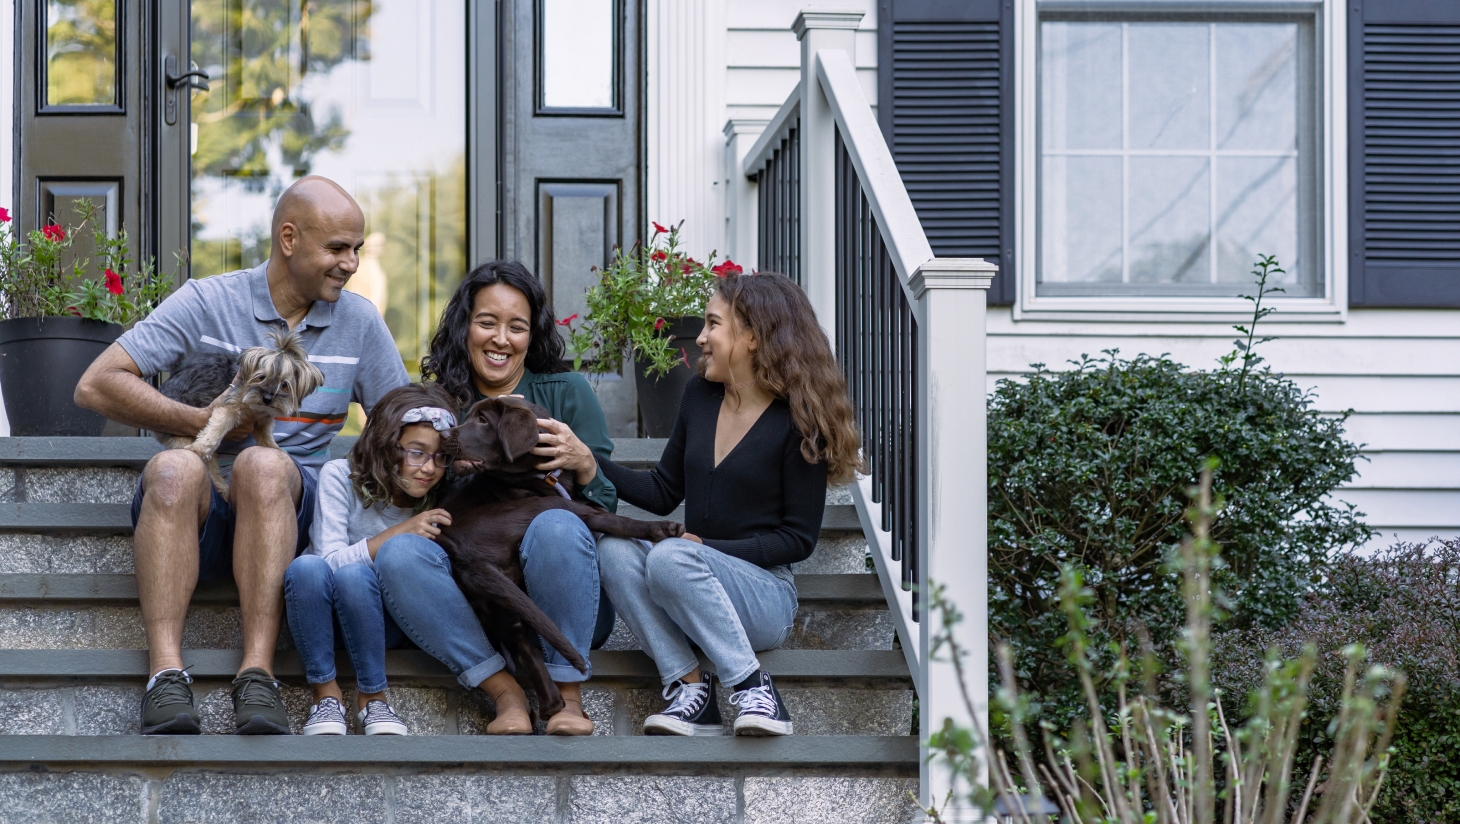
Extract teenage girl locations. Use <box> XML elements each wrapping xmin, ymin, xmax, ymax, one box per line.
<box><xmin>284</xmin><ymin>382</ymin><xmax>458</xmax><ymax>735</ymax></box>
<box><xmin>597</xmin><ymin>272</ymin><xmax>862</xmax><ymax>736</ymax></box>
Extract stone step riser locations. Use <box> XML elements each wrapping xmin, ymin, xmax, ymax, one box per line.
<box><xmin>0</xmin><ymin>770</ymin><xmax>920</xmax><ymax>824</ymax></box>
<box><xmin>0</xmin><ymin>681</ymin><xmax>913</xmax><ymax>738</ymax></box>
<box><xmin>0</xmin><ymin>533</ymin><xmax>872</xmax><ymax>576</ymax></box>
<box><xmin>0</xmin><ymin>605</ymin><xmax>893</xmax><ymax>652</ymax></box>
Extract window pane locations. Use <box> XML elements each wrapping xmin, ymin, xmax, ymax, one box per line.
<box><xmin>1041</xmin><ymin>22</ymin><xmax>1121</xmax><ymax>150</ymax></box>
<box><xmin>1128</xmin><ymin>24</ymin><xmax>1208</xmax><ymax>151</ymax></box>
<box><xmin>1129</xmin><ymin>156</ymin><xmax>1210</xmax><ymax>283</ymax></box>
<box><xmin>46</xmin><ymin>0</ymin><xmax>117</xmax><ymax>107</ymax></box>
<box><xmin>1216</xmin><ymin>156</ymin><xmax>1298</xmax><ymax>283</ymax></box>
<box><xmin>541</xmin><ymin>0</ymin><xmax>615</xmax><ymax>110</ymax></box>
<box><xmin>191</xmin><ymin>0</ymin><xmax>467</xmax><ymax>377</ymax></box>
<box><xmin>1041</xmin><ymin>156</ymin><xmax>1123</xmax><ymax>284</ymax></box>
<box><xmin>1216</xmin><ymin>24</ymin><xmax>1297</xmax><ymax>151</ymax></box>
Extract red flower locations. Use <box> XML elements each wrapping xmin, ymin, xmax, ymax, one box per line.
<box><xmin>711</xmin><ymin>260</ymin><xmax>743</xmax><ymax>278</ymax></box>
<box><xmin>652</xmin><ymin>222</ymin><xmax>669</xmax><ymax>235</ymax></box>
<box><xmin>680</xmin><ymin>347</ymin><xmax>691</xmax><ymax>368</ymax></box>
<box><xmin>42</xmin><ymin>224</ymin><xmax>65</xmax><ymax>242</ymax></box>
<box><xmin>654</xmin><ymin>317</ymin><xmax>667</xmax><ymax>332</ymax></box>
<box><xmin>0</xmin><ymin>207</ymin><xmax>10</xmax><ymax>223</ymax></box>
<box><xmin>65</xmin><ymin>306</ymin><xmax>81</xmax><ymax>317</ymax></box>
<box><xmin>650</xmin><ymin>250</ymin><xmax>667</xmax><ymax>263</ymax></box>
<box><xmin>104</xmin><ymin>268</ymin><xmax>123</xmax><ymax>295</ymax></box>
<box><xmin>557</xmin><ymin>313</ymin><xmax>578</xmax><ymax>327</ymax></box>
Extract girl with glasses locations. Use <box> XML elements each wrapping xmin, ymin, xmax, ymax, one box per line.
<box><xmin>283</xmin><ymin>382</ymin><xmax>458</xmax><ymax>735</ymax></box>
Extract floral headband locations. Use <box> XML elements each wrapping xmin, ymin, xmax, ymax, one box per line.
<box><xmin>401</xmin><ymin>406</ymin><xmax>457</xmax><ymax>432</ymax></box>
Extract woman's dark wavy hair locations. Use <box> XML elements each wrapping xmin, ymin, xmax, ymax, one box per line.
<box><xmin>420</xmin><ymin>260</ymin><xmax>566</xmax><ymax>405</ymax></box>
<box><xmin>350</xmin><ymin>382</ymin><xmax>459</xmax><ymax>510</ymax></box>
<box><xmin>708</xmin><ymin>271</ymin><xmax>864</xmax><ymax>485</ymax></box>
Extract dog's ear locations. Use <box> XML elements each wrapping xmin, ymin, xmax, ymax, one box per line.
<box><xmin>497</xmin><ymin>404</ymin><xmax>541</xmax><ymax>465</ymax></box>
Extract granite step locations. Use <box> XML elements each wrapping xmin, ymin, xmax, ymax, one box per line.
<box><xmin>0</xmin><ymin>649</ymin><xmax>913</xmax><ymax>737</ymax></box>
<box><xmin>0</xmin><ymin>739</ymin><xmax>919</xmax><ymax>824</ymax></box>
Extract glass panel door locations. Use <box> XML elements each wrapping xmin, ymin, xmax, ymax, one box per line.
<box><xmin>189</xmin><ymin>0</ymin><xmax>467</xmax><ymax>377</ymax></box>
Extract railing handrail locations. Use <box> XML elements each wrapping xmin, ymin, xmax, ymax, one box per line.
<box><xmin>743</xmin><ymin>83</ymin><xmax>802</xmax><ymax>178</ymax></box>
<box><xmin>813</xmin><ymin>50</ymin><xmax>934</xmax><ymax>300</ymax></box>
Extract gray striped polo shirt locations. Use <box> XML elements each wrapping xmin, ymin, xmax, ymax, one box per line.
<box><xmin>116</xmin><ymin>261</ymin><xmax>410</xmax><ymax>470</ymax></box>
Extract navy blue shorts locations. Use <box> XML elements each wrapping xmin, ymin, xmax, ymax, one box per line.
<box><xmin>130</xmin><ymin>454</ymin><xmax>320</xmax><ymax>582</ymax></box>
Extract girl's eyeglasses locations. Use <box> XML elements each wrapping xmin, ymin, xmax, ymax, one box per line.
<box><xmin>399</xmin><ymin>447</ymin><xmax>450</xmax><ymax>468</ymax></box>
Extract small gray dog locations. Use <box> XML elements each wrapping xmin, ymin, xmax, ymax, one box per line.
<box><xmin>157</xmin><ymin>331</ymin><xmax>324</xmax><ymax>495</ymax></box>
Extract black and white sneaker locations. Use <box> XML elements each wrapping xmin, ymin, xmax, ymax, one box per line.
<box><xmin>301</xmin><ymin>696</ymin><xmax>348</xmax><ymax>736</ymax></box>
<box><xmin>644</xmin><ymin>673</ymin><xmax>722</xmax><ymax>736</ymax></box>
<box><xmin>357</xmin><ymin>699</ymin><xmax>409</xmax><ymax>736</ymax></box>
<box><xmin>729</xmin><ymin>671</ymin><xmax>793</xmax><ymax>736</ymax></box>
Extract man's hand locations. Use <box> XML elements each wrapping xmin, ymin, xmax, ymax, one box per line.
<box><xmin>207</xmin><ymin>384</ymin><xmax>264</xmax><ymax>442</ymax></box>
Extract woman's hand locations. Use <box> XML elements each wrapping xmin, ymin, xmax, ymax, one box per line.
<box><xmin>533</xmin><ymin>418</ymin><xmax>598</xmax><ymax>486</ymax></box>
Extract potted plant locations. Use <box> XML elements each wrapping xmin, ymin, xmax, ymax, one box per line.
<box><xmin>0</xmin><ymin>200</ymin><xmax>176</xmax><ymax>436</ymax></box>
<box><xmin>565</xmin><ymin>221</ymin><xmax>742</xmax><ymax>436</ymax></box>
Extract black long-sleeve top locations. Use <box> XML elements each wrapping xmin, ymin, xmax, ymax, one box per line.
<box><xmin>600</xmin><ymin>375</ymin><xmax>827</xmax><ymax>568</ymax></box>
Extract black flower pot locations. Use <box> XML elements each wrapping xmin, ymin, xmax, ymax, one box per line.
<box><xmin>0</xmin><ymin>316</ymin><xmax>122</xmax><ymax>436</ymax></box>
<box><xmin>633</xmin><ymin>316</ymin><xmax>702</xmax><ymax>438</ymax></box>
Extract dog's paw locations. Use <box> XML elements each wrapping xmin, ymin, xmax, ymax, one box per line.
<box><xmin>647</xmin><ymin>521</ymin><xmax>686</xmax><ymax>543</ymax></box>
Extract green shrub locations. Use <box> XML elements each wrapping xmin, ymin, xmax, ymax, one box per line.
<box><xmin>987</xmin><ymin>352</ymin><xmax>1371</xmax><ymax>731</ymax></box>
<box><xmin>1213</xmin><ymin>540</ymin><xmax>1460</xmax><ymax>824</ymax></box>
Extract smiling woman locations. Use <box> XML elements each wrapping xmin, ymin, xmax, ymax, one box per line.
<box><xmin>373</xmin><ymin>259</ymin><xmax>617</xmax><ymax>736</ymax></box>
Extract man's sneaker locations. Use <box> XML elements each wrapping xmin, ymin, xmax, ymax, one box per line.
<box><xmin>358</xmin><ymin>699</ymin><xmax>409</xmax><ymax>735</ymax></box>
<box><xmin>230</xmin><ymin>668</ymin><xmax>292</xmax><ymax>735</ymax></box>
<box><xmin>301</xmin><ymin>696</ymin><xmax>348</xmax><ymax>736</ymax></box>
<box><xmin>644</xmin><ymin>673</ymin><xmax>722</xmax><ymax>736</ymax></box>
<box><xmin>140</xmin><ymin>669</ymin><xmax>201</xmax><ymax>735</ymax></box>
<box><xmin>729</xmin><ymin>671</ymin><xmax>793</xmax><ymax>736</ymax></box>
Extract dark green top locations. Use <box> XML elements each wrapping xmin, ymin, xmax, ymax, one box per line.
<box><xmin>467</xmin><ymin>368</ymin><xmax>618</xmax><ymax>512</ymax></box>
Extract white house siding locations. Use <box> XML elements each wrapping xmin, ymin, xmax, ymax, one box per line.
<box><xmin>987</xmin><ymin>307</ymin><xmax>1460</xmax><ymax>553</ymax></box>
<box><xmin>645</xmin><ymin>0</ymin><xmax>878</xmax><ymax>261</ymax></box>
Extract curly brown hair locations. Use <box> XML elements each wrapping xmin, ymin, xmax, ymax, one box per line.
<box><xmin>707</xmin><ymin>272</ymin><xmax>863</xmax><ymax>485</ymax></box>
<box><xmin>349</xmin><ymin>382</ymin><xmax>459</xmax><ymax>509</ymax></box>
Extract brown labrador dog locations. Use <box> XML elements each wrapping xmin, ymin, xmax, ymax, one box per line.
<box><xmin>435</xmin><ymin>395</ymin><xmax>684</xmax><ymax>721</ymax></box>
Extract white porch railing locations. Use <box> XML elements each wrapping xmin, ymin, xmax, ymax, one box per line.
<box><xmin>728</xmin><ymin>10</ymin><xmax>996</xmax><ymax>818</ymax></box>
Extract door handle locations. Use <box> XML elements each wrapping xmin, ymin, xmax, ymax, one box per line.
<box><xmin>164</xmin><ymin>56</ymin><xmax>210</xmax><ymax>126</ymax></box>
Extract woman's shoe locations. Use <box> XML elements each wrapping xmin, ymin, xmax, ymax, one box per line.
<box><xmin>545</xmin><ymin>698</ymin><xmax>596</xmax><ymax>735</ymax></box>
<box><xmin>357</xmin><ymin>699</ymin><xmax>409</xmax><ymax>735</ymax></box>
<box><xmin>643</xmin><ymin>673</ymin><xmax>722</xmax><ymax>736</ymax></box>
<box><xmin>486</xmin><ymin>706</ymin><xmax>533</xmax><ymax>735</ymax></box>
<box><xmin>729</xmin><ymin>672</ymin><xmax>793</xmax><ymax>736</ymax></box>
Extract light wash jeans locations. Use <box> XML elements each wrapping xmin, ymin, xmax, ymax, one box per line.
<box><xmin>597</xmin><ymin>536</ymin><xmax>798</xmax><ymax>687</ymax></box>
<box><xmin>283</xmin><ymin>554</ymin><xmax>409</xmax><ymax>694</ymax></box>
<box><xmin>374</xmin><ymin>509</ymin><xmax>613</xmax><ymax>688</ymax></box>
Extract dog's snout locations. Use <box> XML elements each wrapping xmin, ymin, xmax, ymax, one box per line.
<box><xmin>262</xmin><ymin>391</ymin><xmax>275</xmax><ymax>405</ymax></box>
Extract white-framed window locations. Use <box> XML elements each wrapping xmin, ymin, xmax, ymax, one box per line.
<box><xmin>1016</xmin><ymin>0</ymin><xmax>1344</xmax><ymax>318</ymax></box>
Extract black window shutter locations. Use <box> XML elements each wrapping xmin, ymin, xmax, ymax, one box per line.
<box><xmin>880</xmin><ymin>0</ymin><xmax>1013</xmax><ymax>305</ymax></box>
<box><xmin>1350</xmin><ymin>0</ymin><xmax>1460</xmax><ymax>307</ymax></box>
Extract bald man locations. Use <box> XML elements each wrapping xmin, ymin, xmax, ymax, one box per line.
<box><xmin>75</xmin><ymin>176</ymin><xmax>409</xmax><ymax>735</ymax></box>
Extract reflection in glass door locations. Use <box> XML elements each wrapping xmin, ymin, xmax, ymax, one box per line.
<box><xmin>189</xmin><ymin>0</ymin><xmax>466</xmax><ymax>379</ymax></box>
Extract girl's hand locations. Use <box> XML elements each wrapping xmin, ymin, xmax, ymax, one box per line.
<box><xmin>400</xmin><ymin>509</ymin><xmax>452</xmax><ymax>539</ymax></box>
<box><xmin>681</xmin><ymin>533</ymin><xmax>703</xmax><ymax>544</ymax></box>
<box><xmin>533</xmin><ymin>418</ymin><xmax>598</xmax><ymax>485</ymax></box>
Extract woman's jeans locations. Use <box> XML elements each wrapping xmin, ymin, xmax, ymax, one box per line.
<box><xmin>283</xmin><ymin>554</ymin><xmax>408</xmax><ymax>694</ymax></box>
<box><xmin>597</xmin><ymin>536</ymin><xmax>798</xmax><ymax>688</ymax></box>
<box><xmin>374</xmin><ymin>510</ymin><xmax>615</xmax><ymax>689</ymax></box>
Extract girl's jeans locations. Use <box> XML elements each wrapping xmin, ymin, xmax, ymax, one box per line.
<box><xmin>597</xmin><ymin>536</ymin><xmax>798</xmax><ymax>688</ymax></box>
<box><xmin>283</xmin><ymin>554</ymin><xmax>407</xmax><ymax>694</ymax></box>
<box><xmin>374</xmin><ymin>509</ymin><xmax>615</xmax><ymax>689</ymax></box>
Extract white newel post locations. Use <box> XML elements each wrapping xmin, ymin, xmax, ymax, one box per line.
<box><xmin>722</xmin><ymin>119</ymin><xmax>768</xmax><ymax>271</ymax></box>
<box><xmin>792</xmin><ymin>9</ymin><xmax>862</xmax><ymax>342</ymax></box>
<box><xmin>911</xmin><ymin>258</ymin><xmax>996</xmax><ymax>821</ymax></box>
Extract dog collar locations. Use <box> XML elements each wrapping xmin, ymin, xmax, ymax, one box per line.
<box><xmin>541</xmin><ymin>469</ymin><xmax>572</xmax><ymax>501</ymax></box>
